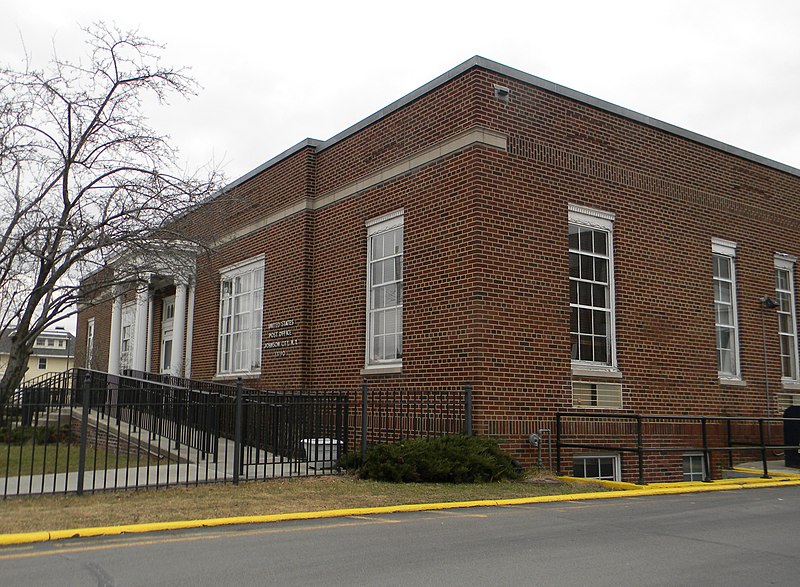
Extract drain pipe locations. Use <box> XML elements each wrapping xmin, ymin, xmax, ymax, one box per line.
<box><xmin>528</xmin><ymin>428</ymin><xmax>552</xmax><ymax>470</ymax></box>
<box><xmin>761</xmin><ymin>296</ymin><xmax>779</xmax><ymax>448</ymax></box>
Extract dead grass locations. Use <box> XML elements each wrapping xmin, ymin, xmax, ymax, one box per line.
<box><xmin>0</xmin><ymin>473</ymin><xmax>611</xmax><ymax>535</ymax></box>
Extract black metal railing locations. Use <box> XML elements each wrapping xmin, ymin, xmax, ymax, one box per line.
<box><xmin>2</xmin><ymin>370</ymin><xmax>471</xmax><ymax>497</ymax></box>
<box><xmin>356</xmin><ymin>384</ymin><xmax>472</xmax><ymax>459</ymax></box>
<box><xmin>556</xmin><ymin>412</ymin><xmax>800</xmax><ymax>484</ymax></box>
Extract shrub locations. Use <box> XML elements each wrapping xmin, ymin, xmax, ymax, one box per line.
<box><xmin>1</xmin><ymin>424</ymin><xmax>71</xmax><ymax>444</ymax></box>
<box><xmin>344</xmin><ymin>434</ymin><xmax>522</xmax><ymax>483</ymax></box>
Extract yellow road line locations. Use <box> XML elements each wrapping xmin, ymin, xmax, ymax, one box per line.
<box><xmin>0</xmin><ymin>512</ymin><xmax>483</xmax><ymax>561</ymax></box>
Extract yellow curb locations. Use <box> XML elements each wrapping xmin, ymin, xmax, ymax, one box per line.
<box><xmin>557</xmin><ymin>476</ymin><xmax>645</xmax><ymax>490</ymax></box>
<box><xmin>3</xmin><ymin>477</ymin><xmax>800</xmax><ymax>547</ymax></box>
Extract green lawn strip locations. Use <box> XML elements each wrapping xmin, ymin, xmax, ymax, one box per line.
<box><xmin>0</xmin><ymin>474</ymin><xmax>611</xmax><ymax>535</ymax></box>
<box><xmin>1</xmin><ymin>442</ymin><xmax>131</xmax><ymax>476</ymax></box>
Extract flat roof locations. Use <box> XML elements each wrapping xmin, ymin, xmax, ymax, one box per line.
<box><xmin>222</xmin><ymin>55</ymin><xmax>799</xmax><ymax>195</ymax></box>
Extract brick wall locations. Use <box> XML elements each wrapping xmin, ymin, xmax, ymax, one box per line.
<box><xmin>77</xmin><ymin>62</ymin><xmax>800</xmax><ymax>473</ymax></box>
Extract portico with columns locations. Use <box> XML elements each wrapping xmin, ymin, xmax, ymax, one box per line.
<box><xmin>106</xmin><ymin>267</ymin><xmax>196</xmax><ymax>379</ymax></box>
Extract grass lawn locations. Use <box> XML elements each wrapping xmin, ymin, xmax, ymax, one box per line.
<box><xmin>1</xmin><ymin>442</ymin><xmax>130</xmax><ymax>477</ymax></box>
<box><xmin>0</xmin><ymin>473</ymin><xmax>613</xmax><ymax>535</ymax></box>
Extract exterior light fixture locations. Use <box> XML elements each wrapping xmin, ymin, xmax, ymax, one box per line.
<box><xmin>761</xmin><ymin>296</ymin><xmax>779</xmax><ymax>309</ymax></box>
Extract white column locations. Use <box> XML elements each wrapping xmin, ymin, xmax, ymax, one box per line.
<box><xmin>145</xmin><ymin>295</ymin><xmax>154</xmax><ymax>373</ymax></box>
<box><xmin>132</xmin><ymin>277</ymin><xmax>150</xmax><ymax>372</ymax></box>
<box><xmin>184</xmin><ymin>280</ymin><xmax>196</xmax><ymax>378</ymax></box>
<box><xmin>171</xmin><ymin>280</ymin><xmax>187</xmax><ymax>377</ymax></box>
<box><xmin>108</xmin><ymin>289</ymin><xmax>123</xmax><ymax>376</ymax></box>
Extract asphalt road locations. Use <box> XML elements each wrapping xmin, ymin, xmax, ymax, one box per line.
<box><xmin>2</xmin><ymin>486</ymin><xmax>800</xmax><ymax>586</ymax></box>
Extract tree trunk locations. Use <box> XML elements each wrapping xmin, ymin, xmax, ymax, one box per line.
<box><xmin>1</xmin><ymin>344</ymin><xmax>30</xmax><ymax>409</ymax></box>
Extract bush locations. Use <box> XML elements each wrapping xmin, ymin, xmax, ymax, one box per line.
<box><xmin>1</xmin><ymin>424</ymin><xmax>71</xmax><ymax>444</ymax></box>
<box><xmin>344</xmin><ymin>434</ymin><xmax>522</xmax><ymax>483</ymax></box>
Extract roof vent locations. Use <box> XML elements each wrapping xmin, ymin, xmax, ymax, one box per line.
<box><xmin>493</xmin><ymin>84</ymin><xmax>510</xmax><ymax>102</ymax></box>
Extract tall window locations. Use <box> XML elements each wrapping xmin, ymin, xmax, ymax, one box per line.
<box><xmin>569</xmin><ymin>205</ymin><xmax>615</xmax><ymax>367</ymax></box>
<box><xmin>120</xmin><ymin>302</ymin><xmax>135</xmax><ymax>371</ymax></box>
<box><xmin>218</xmin><ymin>256</ymin><xmax>264</xmax><ymax>375</ymax></box>
<box><xmin>775</xmin><ymin>254</ymin><xmax>799</xmax><ymax>381</ymax></box>
<box><xmin>366</xmin><ymin>211</ymin><xmax>404</xmax><ymax>367</ymax></box>
<box><xmin>86</xmin><ymin>318</ymin><xmax>95</xmax><ymax>370</ymax></box>
<box><xmin>712</xmin><ymin>239</ymin><xmax>739</xmax><ymax>378</ymax></box>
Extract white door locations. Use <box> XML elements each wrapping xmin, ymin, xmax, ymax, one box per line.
<box><xmin>161</xmin><ymin>296</ymin><xmax>175</xmax><ymax>374</ymax></box>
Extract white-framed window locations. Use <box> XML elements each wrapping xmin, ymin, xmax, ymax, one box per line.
<box><xmin>163</xmin><ymin>296</ymin><xmax>175</xmax><ymax>321</ymax></box>
<box><xmin>569</xmin><ymin>205</ymin><xmax>616</xmax><ymax>368</ymax></box>
<box><xmin>161</xmin><ymin>296</ymin><xmax>175</xmax><ymax>374</ymax></box>
<box><xmin>120</xmin><ymin>302</ymin><xmax>135</xmax><ymax>371</ymax></box>
<box><xmin>217</xmin><ymin>256</ymin><xmax>264</xmax><ymax>376</ymax></box>
<box><xmin>712</xmin><ymin>239</ymin><xmax>740</xmax><ymax>379</ymax></box>
<box><xmin>38</xmin><ymin>357</ymin><xmax>47</xmax><ymax>370</ymax></box>
<box><xmin>572</xmin><ymin>382</ymin><xmax>622</xmax><ymax>409</ymax></box>
<box><xmin>775</xmin><ymin>254</ymin><xmax>799</xmax><ymax>382</ymax></box>
<box><xmin>682</xmin><ymin>453</ymin><xmax>706</xmax><ymax>482</ymax></box>
<box><xmin>162</xmin><ymin>330</ymin><xmax>173</xmax><ymax>373</ymax></box>
<box><xmin>572</xmin><ymin>454</ymin><xmax>620</xmax><ymax>481</ymax></box>
<box><xmin>86</xmin><ymin>318</ymin><xmax>95</xmax><ymax>370</ymax></box>
<box><xmin>365</xmin><ymin>210</ymin><xmax>404</xmax><ymax>367</ymax></box>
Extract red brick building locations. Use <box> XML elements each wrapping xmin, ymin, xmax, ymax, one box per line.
<box><xmin>76</xmin><ymin>57</ymin><xmax>800</xmax><ymax>481</ymax></box>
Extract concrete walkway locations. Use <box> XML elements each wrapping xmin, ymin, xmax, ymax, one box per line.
<box><xmin>725</xmin><ymin>459</ymin><xmax>800</xmax><ymax>478</ymax></box>
<box><xmin>3</xmin><ymin>408</ymin><xmax>329</xmax><ymax>496</ymax></box>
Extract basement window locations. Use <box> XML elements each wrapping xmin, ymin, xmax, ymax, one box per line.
<box><xmin>682</xmin><ymin>453</ymin><xmax>706</xmax><ymax>482</ymax></box>
<box><xmin>573</xmin><ymin>454</ymin><xmax>620</xmax><ymax>481</ymax></box>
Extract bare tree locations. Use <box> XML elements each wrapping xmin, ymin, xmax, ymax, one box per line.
<box><xmin>0</xmin><ymin>23</ymin><xmax>222</xmax><ymax>406</ymax></box>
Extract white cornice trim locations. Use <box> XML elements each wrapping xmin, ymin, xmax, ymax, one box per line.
<box><xmin>214</xmin><ymin>126</ymin><xmax>507</xmax><ymax>246</ymax></box>
<box><xmin>313</xmin><ymin>126</ymin><xmax>506</xmax><ymax>211</ymax></box>
<box><xmin>568</xmin><ymin>204</ymin><xmax>615</xmax><ymax>230</ymax></box>
<box><xmin>366</xmin><ymin>208</ymin><xmax>404</xmax><ymax>229</ymax></box>
<box><xmin>775</xmin><ymin>252</ymin><xmax>798</xmax><ymax>267</ymax></box>
<box><xmin>712</xmin><ymin>237</ymin><xmax>738</xmax><ymax>256</ymax></box>
<box><xmin>218</xmin><ymin>56</ymin><xmax>800</xmax><ymax>193</ymax></box>
<box><xmin>214</xmin><ymin>198</ymin><xmax>313</xmax><ymax>246</ymax></box>
<box><xmin>219</xmin><ymin>253</ymin><xmax>265</xmax><ymax>276</ymax></box>
<box><xmin>568</xmin><ymin>204</ymin><xmax>616</xmax><ymax>222</ymax></box>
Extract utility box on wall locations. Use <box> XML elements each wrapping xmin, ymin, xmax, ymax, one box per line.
<box><xmin>784</xmin><ymin>406</ymin><xmax>800</xmax><ymax>468</ymax></box>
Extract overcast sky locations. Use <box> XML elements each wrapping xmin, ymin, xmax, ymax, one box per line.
<box><xmin>3</xmin><ymin>0</ymin><xmax>799</xmax><ymax>185</ymax></box>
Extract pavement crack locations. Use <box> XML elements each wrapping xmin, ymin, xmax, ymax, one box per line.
<box><xmin>83</xmin><ymin>560</ymin><xmax>116</xmax><ymax>587</ymax></box>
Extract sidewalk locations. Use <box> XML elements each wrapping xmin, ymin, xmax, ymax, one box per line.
<box><xmin>723</xmin><ymin>459</ymin><xmax>800</xmax><ymax>478</ymax></box>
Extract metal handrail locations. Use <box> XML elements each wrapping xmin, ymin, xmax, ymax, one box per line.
<box><xmin>556</xmin><ymin>411</ymin><xmax>800</xmax><ymax>484</ymax></box>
